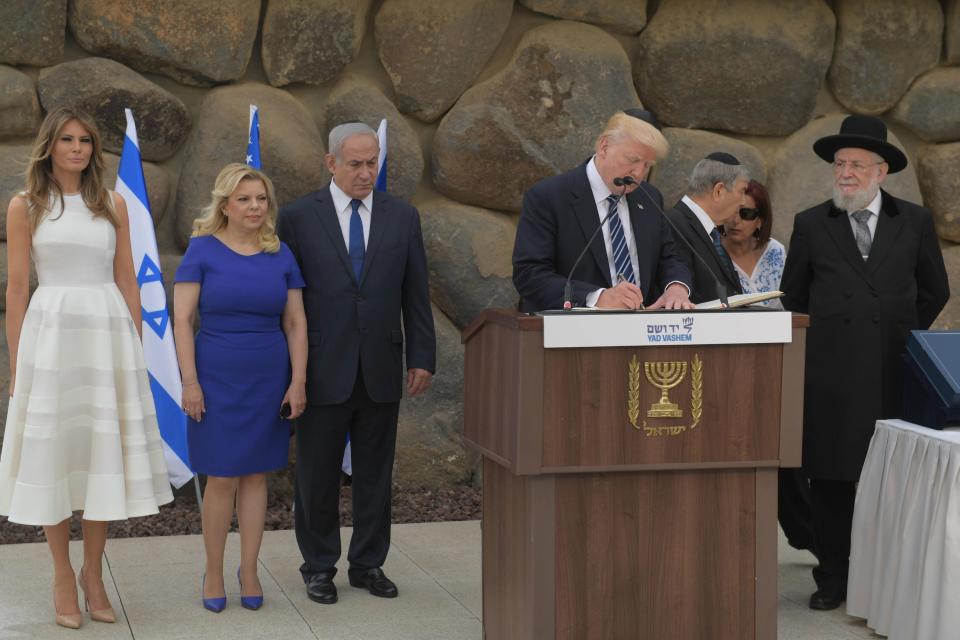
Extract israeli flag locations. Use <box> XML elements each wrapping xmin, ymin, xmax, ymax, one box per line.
<box><xmin>247</xmin><ymin>105</ymin><xmax>261</xmax><ymax>169</ymax></box>
<box><xmin>116</xmin><ymin>108</ymin><xmax>193</xmax><ymax>489</ymax></box>
<box><xmin>375</xmin><ymin>118</ymin><xmax>387</xmax><ymax>191</ymax></box>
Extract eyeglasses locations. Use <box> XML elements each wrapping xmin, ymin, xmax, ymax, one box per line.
<box><xmin>832</xmin><ymin>159</ymin><xmax>885</xmax><ymax>172</ymax></box>
<box><xmin>739</xmin><ymin>207</ymin><xmax>762</xmax><ymax>221</ymax></box>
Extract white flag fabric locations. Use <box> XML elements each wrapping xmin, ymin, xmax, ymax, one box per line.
<box><xmin>116</xmin><ymin>108</ymin><xmax>193</xmax><ymax>488</ymax></box>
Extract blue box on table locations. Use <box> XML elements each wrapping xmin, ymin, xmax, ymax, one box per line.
<box><xmin>902</xmin><ymin>330</ymin><xmax>960</xmax><ymax>429</ymax></box>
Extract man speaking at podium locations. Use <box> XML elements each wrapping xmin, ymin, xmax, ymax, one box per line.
<box><xmin>512</xmin><ymin>111</ymin><xmax>693</xmax><ymax>312</ymax></box>
<box><xmin>781</xmin><ymin>114</ymin><xmax>949</xmax><ymax>612</ymax></box>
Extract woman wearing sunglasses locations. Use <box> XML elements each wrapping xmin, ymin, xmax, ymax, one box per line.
<box><xmin>721</xmin><ymin>179</ymin><xmax>785</xmax><ymax>309</ymax></box>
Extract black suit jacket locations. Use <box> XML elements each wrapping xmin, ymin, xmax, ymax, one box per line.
<box><xmin>781</xmin><ymin>190</ymin><xmax>949</xmax><ymax>481</ymax></box>
<box><xmin>512</xmin><ymin>164</ymin><xmax>691</xmax><ymax>311</ymax></box>
<box><xmin>277</xmin><ymin>184</ymin><xmax>436</xmax><ymax>405</ymax></box>
<box><xmin>664</xmin><ymin>200</ymin><xmax>743</xmax><ymax>304</ymax></box>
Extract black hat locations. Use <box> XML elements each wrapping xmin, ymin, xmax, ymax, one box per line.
<box><xmin>623</xmin><ymin>107</ymin><xmax>662</xmax><ymax>132</ymax></box>
<box><xmin>704</xmin><ymin>151</ymin><xmax>741</xmax><ymax>166</ymax></box>
<box><xmin>813</xmin><ymin>114</ymin><xmax>907</xmax><ymax>173</ymax></box>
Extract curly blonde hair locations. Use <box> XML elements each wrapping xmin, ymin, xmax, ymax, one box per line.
<box><xmin>24</xmin><ymin>106</ymin><xmax>117</xmax><ymax>232</ymax></box>
<box><xmin>192</xmin><ymin>163</ymin><xmax>280</xmax><ymax>253</ymax></box>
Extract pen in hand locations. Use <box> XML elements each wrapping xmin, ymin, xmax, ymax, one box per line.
<box><xmin>617</xmin><ymin>273</ymin><xmax>645</xmax><ymax>310</ymax></box>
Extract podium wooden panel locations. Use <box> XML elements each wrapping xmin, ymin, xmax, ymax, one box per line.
<box><xmin>462</xmin><ymin>309</ymin><xmax>807</xmax><ymax>640</ymax></box>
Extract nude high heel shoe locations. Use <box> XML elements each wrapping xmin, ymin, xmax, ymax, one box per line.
<box><xmin>78</xmin><ymin>569</ymin><xmax>116</xmax><ymax>623</ymax></box>
<box><xmin>53</xmin><ymin>579</ymin><xmax>82</xmax><ymax>630</ymax></box>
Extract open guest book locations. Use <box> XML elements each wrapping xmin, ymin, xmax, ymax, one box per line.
<box><xmin>695</xmin><ymin>290</ymin><xmax>784</xmax><ymax>309</ymax></box>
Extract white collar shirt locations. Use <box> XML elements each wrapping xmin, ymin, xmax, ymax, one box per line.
<box><xmin>846</xmin><ymin>190</ymin><xmax>882</xmax><ymax>240</ymax></box>
<box><xmin>330</xmin><ymin>179</ymin><xmax>373</xmax><ymax>249</ymax></box>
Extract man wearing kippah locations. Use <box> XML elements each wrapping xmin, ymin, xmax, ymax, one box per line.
<box><xmin>664</xmin><ymin>152</ymin><xmax>749</xmax><ymax>303</ymax></box>
<box><xmin>781</xmin><ymin>114</ymin><xmax>949</xmax><ymax>611</ymax></box>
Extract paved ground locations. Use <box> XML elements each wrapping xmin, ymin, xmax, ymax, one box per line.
<box><xmin>0</xmin><ymin>521</ymin><xmax>883</xmax><ymax>639</ymax></box>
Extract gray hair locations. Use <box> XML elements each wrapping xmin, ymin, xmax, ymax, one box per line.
<box><xmin>686</xmin><ymin>159</ymin><xmax>750</xmax><ymax>196</ymax></box>
<box><xmin>328</xmin><ymin>122</ymin><xmax>378</xmax><ymax>159</ymax></box>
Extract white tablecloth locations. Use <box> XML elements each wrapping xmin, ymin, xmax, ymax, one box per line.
<box><xmin>848</xmin><ymin>419</ymin><xmax>960</xmax><ymax>639</ymax></box>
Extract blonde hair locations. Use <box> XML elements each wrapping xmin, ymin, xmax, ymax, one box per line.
<box><xmin>24</xmin><ymin>106</ymin><xmax>117</xmax><ymax>232</ymax></box>
<box><xmin>192</xmin><ymin>163</ymin><xmax>280</xmax><ymax>253</ymax></box>
<box><xmin>596</xmin><ymin>111</ymin><xmax>670</xmax><ymax>160</ymax></box>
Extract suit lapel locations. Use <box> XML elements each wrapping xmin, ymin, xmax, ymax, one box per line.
<box><xmin>824</xmin><ymin>204</ymin><xmax>872</xmax><ymax>284</ymax></box>
<box><xmin>314</xmin><ymin>187</ymin><xmax>357</xmax><ymax>284</ymax></box>
<box><xmin>360</xmin><ymin>191</ymin><xmax>388</xmax><ymax>286</ymax></box>
<box><xmin>571</xmin><ymin>168</ymin><xmax>613</xmax><ymax>287</ymax></box>
<box><xmin>677</xmin><ymin>202</ymin><xmax>738</xmax><ymax>289</ymax></box>
<box><xmin>865</xmin><ymin>191</ymin><xmax>903</xmax><ymax>274</ymax></box>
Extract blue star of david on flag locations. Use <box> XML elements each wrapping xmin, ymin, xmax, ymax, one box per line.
<box><xmin>247</xmin><ymin>105</ymin><xmax>261</xmax><ymax>169</ymax></box>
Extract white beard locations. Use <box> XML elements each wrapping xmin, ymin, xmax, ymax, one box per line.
<box><xmin>832</xmin><ymin>175</ymin><xmax>881</xmax><ymax>212</ymax></box>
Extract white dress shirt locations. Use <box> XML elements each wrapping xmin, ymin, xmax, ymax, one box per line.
<box><xmin>681</xmin><ymin>195</ymin><xmax>719</xmax><ymax>237</ymax></box>
<box><xmin>847</xmin><ymin>190</ymin><xmax>881</xmax><ymax>240</ymax></box>
<box><xmin>585</xmin><ymin>158</ymin><xmax>641</xmax><ymax>307</ymax></box>
<box><xmin>330</xmin><ymin>179</ymin><xmax>373</xmax><ymax>250</ymax></box>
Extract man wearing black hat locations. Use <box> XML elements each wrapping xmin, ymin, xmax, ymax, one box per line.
<box><xmin>781</xmin><ymin>114</ymin><xmax>950</xmax><ymax>611</ymax></box>
<box><xmin>664</xmin><ymin>152</ymin><xmax>749</xmax><ymax>303</ymax></box>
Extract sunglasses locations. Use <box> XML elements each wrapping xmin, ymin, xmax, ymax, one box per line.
<box><xmin>739</xmin><ymin>207</ymin><xmax>762</xmax><ymax>221</ymax></box>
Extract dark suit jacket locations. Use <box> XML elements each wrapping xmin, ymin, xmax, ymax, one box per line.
<box><xmin>664</xmin><ymin>200</ymin><xmax>743</xmax><ymax>304</ymax></box>
<box><xmin>277</xmin><ymin>184</ymin><xmax>436</xmax><ymax>405</ymax></box>
<box><xmin>512</xmin><ymin>165</ymin><xmax>691</xmax><ymax>311</ymax></box>
<box><xmin>781</xmin><ymin>190</ymin><xmax>949</xmax><ymax>481</ymax></box>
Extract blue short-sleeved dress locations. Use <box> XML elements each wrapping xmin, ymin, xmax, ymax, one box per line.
<box><xmin>175</xmin><ymin>235</ymin><xmax>305</xmax><ymax>477</ymax></box>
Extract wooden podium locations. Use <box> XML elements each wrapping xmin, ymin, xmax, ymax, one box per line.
<box><xmin>462</xmin><ymin>309</ymin><xmax>808</xmax><ymax>640</ymax></box>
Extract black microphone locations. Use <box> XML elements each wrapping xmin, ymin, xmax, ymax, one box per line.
<box><xmin>562</xmin><ymin>184</ymin><xmax>628</xmax><ymax>309</ymax></box>
<box><xmin>615</xmin><ymin>175</ymin><xmax>730</xmax><ymax>307</ymax></box>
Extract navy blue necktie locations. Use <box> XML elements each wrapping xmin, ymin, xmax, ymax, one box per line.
<box><xmin>710</xmin><ymin>227</ymin><xmax>737</xmax><ymax>281</ymax></box>
<box><xmin>605</xmin><ymin>195</ymin><xmax>635</xmax><ymax>285</ymax></box>
<box><xmin>348</xmin><ymin>199</ymin><xmax>365</xmax><ymax>282</ymax></box>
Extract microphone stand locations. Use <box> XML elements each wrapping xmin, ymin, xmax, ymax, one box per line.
<box><xmin>562</xmin><ymin>184</ymin><xmax>628</xmax><ymax>310</ymax></box>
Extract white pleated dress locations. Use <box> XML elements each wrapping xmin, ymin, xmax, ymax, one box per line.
<box><xmin>0</xmin><ymin>193</ymin><xmax>173</xmax><ymax>525</ymax></box>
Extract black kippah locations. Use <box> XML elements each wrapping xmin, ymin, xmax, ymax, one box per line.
<box><xmin>705</xmin><ymin>151</ymin><xmax>741</xmax><ymax>166</ymax></box>
<box><xmin>623</xmin><ymin>108</ymin><xmax>662</xmax><ymax>132</ymax></box>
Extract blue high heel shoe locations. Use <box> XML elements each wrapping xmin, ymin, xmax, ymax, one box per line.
<box><xmin>237</xmin><ymin>568</ymin><xmax>264</xmax><ymax>610</ymax></box>
<box><xmin>201</xmin><ymin>574</ymin><xmax>226</xmax><ymax>613</ymax></box>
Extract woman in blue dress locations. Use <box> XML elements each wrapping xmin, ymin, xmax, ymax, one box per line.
<box><xmin>173</xmin><ymin>163</ymin><xmax>307</xmax><ymax>612</ymax></box>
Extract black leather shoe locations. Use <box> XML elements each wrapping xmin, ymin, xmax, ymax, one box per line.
<box><xmin>809</xmin><ymin>585</ymin><xmax>846</xmax><ymax>610</ymax></box>
<box><xmin>348</xmin><ymin>568</ymin><xmax>398</xmax><ymax>598</ymax></box>
<box><xmin>306</xmin><ymin>574</ymin><xmax>337</xmax><ymax>604</ymax></box>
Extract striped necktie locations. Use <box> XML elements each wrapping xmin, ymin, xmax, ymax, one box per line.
<box><xmin>605</xmin><ymin>195</ymin><xmax>635</xmax><ymax>285</ymax></box>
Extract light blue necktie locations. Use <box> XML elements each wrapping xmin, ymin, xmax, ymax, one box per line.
<box><xmin>605</xmin><ymin>195</ymin><xmax>635</xmax><ymax>284</ymax></box>
<box><xmin>348</xmin><ymin>199</ymin><xmax>365</xmax><ymax>282</ymax></box>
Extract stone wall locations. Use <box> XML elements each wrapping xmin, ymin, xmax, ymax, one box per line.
<box><xmin>1</xmin><ymin>0</ymin><xmax>958</xmax><ymax>487</ymax></box>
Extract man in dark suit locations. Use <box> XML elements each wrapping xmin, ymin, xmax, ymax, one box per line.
<box><xmin>513</xmin><ymin>111</ymin><xmax>693</xmax><ymax>311</ymax></box>
<box><xmin>664</xmin><ymin>152</ymin><xmax>749</xmax><ymax>304</ymax></box>
<box><xmin>277</xmin><ymin>122</ymin><xmax>436</xmax><ymax>604</ymax></box>
<box><xmin>781</xmin><ymin>114</ymin><xmax>949</xmax><ymax>611</ymax></box>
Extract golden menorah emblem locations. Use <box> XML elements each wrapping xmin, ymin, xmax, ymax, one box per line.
<box><xmin>643</xmin><ymin>361</ymin><xmax>688</xmax><ymax>418</ymax></box>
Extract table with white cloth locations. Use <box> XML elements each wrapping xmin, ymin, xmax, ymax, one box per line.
<box><xmin>848</xmin><ymin>419</ymin><xmax>960</xmax><ymax>639</ymax></box>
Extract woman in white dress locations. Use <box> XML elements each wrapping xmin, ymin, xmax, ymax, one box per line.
<box><xmin>722</xmin><ymin>179</ymin><xmax>786</xmax><ymax>310</ymax></box>
<box><xmin>0</xmin><ymin>107</ymin><xmax>173</xmax><ymax>629</ymax></box>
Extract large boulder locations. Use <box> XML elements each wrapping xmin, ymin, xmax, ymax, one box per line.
<box><xmin>519</xmin><ymin>0</ymin><xmax>647</xmax><ymax>34</ymax></box>
<box><xmin>917</xmin><ymin>143</ymin><xmax>960</xmax><ymax>243</ymax></box>
<box><xmin>0</xmin><ymin>0</ymin><xmax>66</xmax><ymax>66</ymax></box>
<box><xmin>68</xmin><ymin>0</ymin><xmax>261</xmax><ymax>86</ymax></box>
<box><xmin>649</xmin><ymin>128</ymin><xmax>767</xmax><ymax>209</ymax></box>
<box><xmin>261</xmin><ymin>0</ymin><xmax>372</xmax><ymax>87</ymax></box>
<box><xmin>0</xmin><ymin>145</ymin><xmax>32</xmax><ymax>242</ymax></box>
<box><xmin>38</xmin><ymin>58</ymin><xmax>190</xmax><ymax>162</ymax></box>
<box><xmin>395</xmin><ymin>304</ymin><xmax>477</xmax><ymax>487</ymax></box>
<box><xmin>375</xmin><ymin>0</ymin><xmax>513</xmax><ymax>123</ymax></box>
<box><xmin>321</xmin><ymin>76</ymin><xmax>423</xmax><ymax>201</ymax></box>
<box><xmin>102</xmin><ymin>152</ymin><xmax>171</xmax><ymax>226</ymax></box>
<box><xmin>0</xmin><ymin>66</ymin><xmax>40</xmax><ymax>138</ymax></box>
<box><xmin>947</xmin><ymin>0</ymin><xmax>960</xmax><ymax>65</ymax></box>
<box><xmin>635</xmin><ymin>0</ymin><xmax>834</xmax><ymax>136</ymax></box>
<box><xmin>418</xmin><ymin>196</ymin><xmax>518</xmax><ymax>329</ymax></box>
<box><xmin>890</xmin><ymin>68</ymin><xmax>960</xmax><ymax>143</ymax></box>
<box><xmin>932</xmin><ymin>241</ymin><xmax>960</xmax><ymax>330</ymax></box>
<box><xmin>174</xmin><ymin>84</ymin><xmax>327</xmax><ymax>250</ymax></box>
<box><xmin>828</xmin><ymin>0</ymin><xmax>943</xmax><ymax>114</ymax></box>
<box><xmin>767</xmin><ymin>114</ymin><xmax>922</xmax><ymax>247</ymax></box>
<box><xmin>432</xmin><ymin>20</ymin><xmax>642</xmax><ymax>213</ymax></box>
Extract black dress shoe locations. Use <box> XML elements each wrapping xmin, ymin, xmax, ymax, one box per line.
<box><xmin>809</xmin><ymin>585</ymin><xmax>846</xmax><ymax>610</ymax></box>
<box><xmin>306</xmin><ymin>573</ymin><xmax>338</xmax><ymax>604</ymax></box>
<box><xmin>348</xmin><ymin>568</ymin><xmax>398</xmax><ymax>598</ymax></box>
